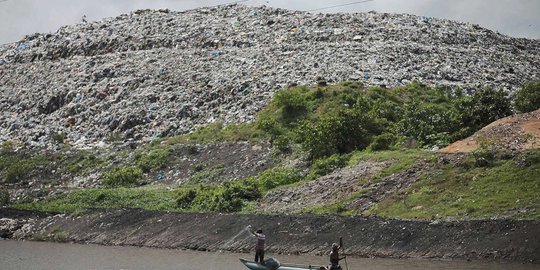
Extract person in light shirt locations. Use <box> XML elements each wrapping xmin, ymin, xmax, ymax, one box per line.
<box><xmin>248</xmin><ymin>225</ymin><xmax>266</xmax><ymax>264</ymax></box>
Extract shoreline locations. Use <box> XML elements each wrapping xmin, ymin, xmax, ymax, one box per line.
<box><xmin>1</xmin><ymin>208</ymin><xmax>539</xmax><ymax>264</ymax></box>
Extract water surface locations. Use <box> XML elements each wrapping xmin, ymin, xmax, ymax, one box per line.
<box><xmin>0</xmin><ymin>240</ymin><xmax>537</xmax><ymax>270</ymax></box>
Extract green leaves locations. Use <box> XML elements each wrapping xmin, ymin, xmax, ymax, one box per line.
<box><xmin>103</xmin><ymin>166</ymin><xmax>143</xmax><ymax>187</ymax></box>
<box><xmin>514</xmin><ymin>81</ymin><xmax>540</xmax><ymax>113</ymax></box>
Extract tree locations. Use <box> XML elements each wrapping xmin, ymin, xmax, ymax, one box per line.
<box><xmin>514</xmin><ymin>81</ymin><xmax>540</xmax><ymax>113</ymax></box>
<box><xmin>297</xmin><ymin>107</ymin><xmax>381</xmax><ymax>159</ymax></box>
<box><xmin>461</xmin><ymin>87</ymin><xmax>512</xmax><ymax>131</ymax></box>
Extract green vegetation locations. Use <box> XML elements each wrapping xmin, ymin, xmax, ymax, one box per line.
<box><xmin>304</xmin><ymin>190</ymin><xmax>366</xmax><ymax>216</ymax></box>
<box><xmin>135</xmin><ymin>148</ymin><xmax>171</xmax><ymax>173</ymax></box>
<box><xmin>460</xmin><ymin>87</ymin><xmax>513</xmax><ymax>133</ymax></box>
<box><xmin>0</xmin><ymin>188</ymin><xmax>9</xmax><ymax>206</ymax></box>
<box><xmin>51</xmin><ymin>132</ymin><xmax>66</xmax><ymax>144</ymax></box>
<box><xmin>187</xmin><ymin>165</ymin><xmax>226</xmax><ymax>184</ymax></box>
<box><xmin>15</xmin><ymin>187</ymin><xmax>178</xmax><ymax>213</ymax></box>
<box><xmin>255</xmin><ymin>82</ymin><xmax>514</xmax><ymax>159</ymax></box>
<box><xmin>365</xmin><ymin>150</ymin><xmax>540</xmax><ymax>220</ymax></box>
<box><xmin>7</xmin><ymin>81</ymin><xmax>540</xmax><ymax>221</ymax></box>
<box><xmin>306</xmin><ymin>153</ymin><xmax>351</xmax><ymax>180</ymax></box>
<box><xmin>62</xmin><ymin>150</ymin><xmax>105</xmax><ymax>175</ymax></box>
<box><xmin>165</xmin><ymin>122</ymin><xmax>266</xmax><ymax>145</ymax></box>
<box><xmin>0</xmin><ymin>151</ymin><xmax>51</xmax><ymax>183</ymax></box>
<box><xmin>102</xmin><ymin>166</ymin><xmax>143</xmax><ymax>187</ymax></box>
<box><xmin>349</xmin><ymin>149</ymin><xmax>433</xmax><ymax>181</ymax></box>
<box><xmin>176</xmin><ymin>167</ymin><xmax>301</xmax><ymax>212</ymax></box>
<box><xmin>514</xmin><ymin>80</ymin><xmax>540</xmax><ymax>113</ymax></box>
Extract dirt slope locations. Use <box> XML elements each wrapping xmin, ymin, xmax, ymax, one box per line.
<box><xmin>1</xmin><ymin>208</ymin><xmax>539</xmax><ymax>263</ymax></box>
<box><xmin>440</xmin><ymin>109</ymin><xmax>540</xmax><ymax>153</ymax></box>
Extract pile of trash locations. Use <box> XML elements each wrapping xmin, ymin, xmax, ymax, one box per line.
<box><xmin>0</xmin><ymin>5</ymin><xmax>539</xmax><ymax>148</ymax></box>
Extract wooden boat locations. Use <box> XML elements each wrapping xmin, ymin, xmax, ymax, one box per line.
<box><xmin>239</xmin><ymin>258</ymin><xmax>326</xmax><ymax>270</ymax></box>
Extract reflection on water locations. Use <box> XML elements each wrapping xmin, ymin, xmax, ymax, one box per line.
<box><xmin>0</xmin><ymin>240</ymin><xmax>537</xmax><ymax>270</ymax></box>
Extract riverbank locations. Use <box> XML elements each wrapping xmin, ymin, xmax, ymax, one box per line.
<box><xmin>1</xmin><ymin>208</ymin><xmax>539</xmax><ymax>264</ymax></box>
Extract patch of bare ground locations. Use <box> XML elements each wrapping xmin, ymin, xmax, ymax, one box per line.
<box><xmin>440</xmin><ymin>109</ymin><xmax>540</xmax><ymax>153</ymax></box>
<box><xmin>347</xmin><ymin>161</ymin><xmax>429</xmax><ymax>213</ymax></box>
<box><xmin>258</xmin><ymin>161</ymin><xmax>391</xmax><ymax>213</ymax></box>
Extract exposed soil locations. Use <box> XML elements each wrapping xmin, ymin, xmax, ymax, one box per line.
<box><xmin>259</xmin><ymin>161</ymin><xmax>390</xmax><ymax>213</ymax></box>
<box><xmin>1</xmin><ymin>208</ymin><xmax>539</xmax><ymax>264</ymax></box>
<box><xmin>165</xmin><ymin>142</ymin><xmax>274</xmax><ymax>185</ymax></box>
<box><xmin>440</xmin><ymin>109</ymin><xmax>540</xmax><ymax>153</ymax></box>
<box><xmin>347</xmin><ymin>161</ymin><xmax>429</xmax><ymax>213</ymax></box>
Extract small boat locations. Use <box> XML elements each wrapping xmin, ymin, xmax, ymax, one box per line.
<box><xmin>239</xmin><ymin>258</ymin><xmax>326</xmax><ymax>270</ymax></box>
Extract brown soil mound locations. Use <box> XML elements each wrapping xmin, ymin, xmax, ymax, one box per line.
<box><xmin>440</xmin><ymin>109</ymin><xmax>540</xmax><ymax>153</ymax></box>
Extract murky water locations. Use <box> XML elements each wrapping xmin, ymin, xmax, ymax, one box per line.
<box><xmin>0</xmin><ymin>240</ymin><xmax>537</xmax><ymax>270</ymax></box>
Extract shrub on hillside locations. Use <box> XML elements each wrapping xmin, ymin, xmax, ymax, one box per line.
<box><xmin>514</xmin><ymin>81</ymin><xmax>540</xmax><ymax>113</ymax></box>
<box><xmin>367</xmin><ymin>133</ymin><xmax>397</xmax><ymax>151</ymax></box>
<box><xmin>215</xmin><ymin>181</ymin><xmax>261</xmax><ymax>212</ymax></box>
<box><xmin>5</xmin><ymin>162</ymin><xmax>29</xmax><ymax>183</ymax></box>
<box><xmin>515</xmin><ymin>149</ymin><xmax>540</xmax><ymax>168</ymax></box>
<box><xmin>0</xmin><ymin>189</ymin><xmax>9</xmax><ymax>206</ymax></box>
<box><xmin>298</xmin><ymin>108</ymin><xmax>381</xmax><ymax>159</ymax></box>
<box><xmin>176</xmin><ymin>188</ymin><xmax>197</xmax><ymax>209</ymax></box>
<box><xmin>471</xmin><ymin>145</ymin><xmax>496</xmax><ymax>167</ymax></box>
<box><xmin>256</xmin><ymin>167</ymin><xmax>302</xmax><ymax>191</ymax></box>
<box><xmin>307</xmin><ymin>154</ymin><xmax>350</xmax><ymax>180</ymax></box>
<box><xmin>103</xmin><ymin>166</ymin><xmax>143</xmax><ymax>187</ymax></box>
<box><xmin>460</xmin><ymin>87</ymin><xmax>512</xmax><ymax>131</ymax></box>
<box><xmin>135</xmin><ymin>149</ymin><xmax>170</xmax><ymax>173</ymax></box>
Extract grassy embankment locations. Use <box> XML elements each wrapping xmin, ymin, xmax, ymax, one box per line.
<box><xmin>3</xmin><ymin>81</ymin><xmax>540</xmax><ymax>220</ymax></box>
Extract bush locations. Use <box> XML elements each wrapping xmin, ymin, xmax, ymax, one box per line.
<box><xmin>5</xmin><ymin>162</ymin><xmax>29</xmax><ymax>183</ymax></box>
<box><xmin>51</xmin><ymin>132</ymin><xmax>66</xmax><ymax>144</ymax></box>
<box><xmin>0</xmin><ymin>189</ymin><xmax>9</xmax><ymax>206</ymax></box>
<box><xmin>103</xmin><ymin>166</ymin><xmax>143</xmax><ymax>187</ymax></box>
<box><xmin>514</xmin><ymin>81</ymin><xmax>540</xmax><ymax>113</ymax></box>
<box><xmin>461</xmin><ymin>88</ymin><xmax>512</xmax><ymax>131</ymax></box>
<box><xmin>471</xmin><ymin>146</ymin><xmax>496</xmax><ymax>167</ymax></box>
<box><xmin>176</xmin><ymin>188</ymin><xmax>197</xmax><ymax>208</ymax></box>
<box><xmin>367</xmin><ymin>133</ymin><xmax>396</xmax><ymax>151</ymax></box>
<box><xmin>136</xmin><ymin>149</ymin><xmax>170</xmax><ymax>173</ymax></box>
<box><xmin>256</xmin><ymin>168</ymin><xmax>302</xmax><ymax>191</ymax></box>
<box><xmin>515</xmin><ymin>149</ymin><xmax>540</xmax><ymax>167</ymax></box>
<box><xmin>396</xmin><ymin>102</ymin><xmax>459</xmax><ymax>147</ymax></box>
<box><xmin>175</xmin><ymin>179</ymin><xmax>262</xmax><ymax>213</ymax></box>
<box><xmin>298</xmin><ymin>108</ymin><xmax>380</xmax><ymax>159</ymax></box>
<box><xmin>216</xmin><ymin>181</ymin><xmax>261</xmax><ymax>212</ymax></box>
<box><xmin>307</xmin><ymin>154</ymin><xmax>350</xmax><ymax>180</ymax></box>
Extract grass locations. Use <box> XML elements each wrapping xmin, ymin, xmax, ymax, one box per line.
<box><xmin>365</xmin><ymin>157</ymin><xmax>540</xmax><ymax>220</ymax></box>
<box><xmin>165</xmin><ymin>122</ymin><xmax>266</xmax><ymax>145</ymax></box>
<box><xmin>62</xmin><ymin>150</ymin><xmax>106</xmax><ymax>176</ymax></box>
<box><xmin>303</xmin><ymin>189</ymin><xmax>368</xmax><ymax>216</ymax></box>
<box><xmin>348</xmin><ymin>149</ymin><xmax>434</xmax><ymax>182</ymax></box>
<box><xmin>0</xmin><ymin>151</ymin><xmax>51</xmax><ymax>183</ymax></box>
<box><xmin>187</xmin><ymin>165</ymin><xmax>226</xmax><ymax>184</ymax></box>
<box><xmin>14</xmin><ymin>187</ymin><xmax>178</xmax><ymax>213</ymax></box>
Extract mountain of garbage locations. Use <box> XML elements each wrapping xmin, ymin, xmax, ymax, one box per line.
<box><xmin>1</xmin><ymin>5</ymin><xmax>539</xmax><ymax>149</ymax></box>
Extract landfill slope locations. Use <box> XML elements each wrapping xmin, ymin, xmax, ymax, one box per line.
<box><xmin>1</xmin><ymin>5</ymin><xmax>539</xmax><ymax>148</ymax></box>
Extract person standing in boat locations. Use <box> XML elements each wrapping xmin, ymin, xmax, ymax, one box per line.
<box><xmin>329</xmin><ymin>242</ymin><xmax>346</xmax><ymax>270</ymax></box>
<box><xmin>247</xmin><ymin>225</ymin><xmax>266</xmax><ymax>264</ymax></box>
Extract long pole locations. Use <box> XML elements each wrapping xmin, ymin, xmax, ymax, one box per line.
<box><xmin>340</xmin><ymin>237</ymin><xmax>349</xmax><ymax>270</ymax></box>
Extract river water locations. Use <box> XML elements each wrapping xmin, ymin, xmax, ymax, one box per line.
<box><xmin>0</xmin><ymin>240</ymin><xmax>537</xmax><ymax>270</ymax></box>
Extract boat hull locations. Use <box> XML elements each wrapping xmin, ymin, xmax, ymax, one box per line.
<box><xmin>239</xmin><ymin>258</ymin><xmax>323</xmax><ymax>270</ymax></box>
